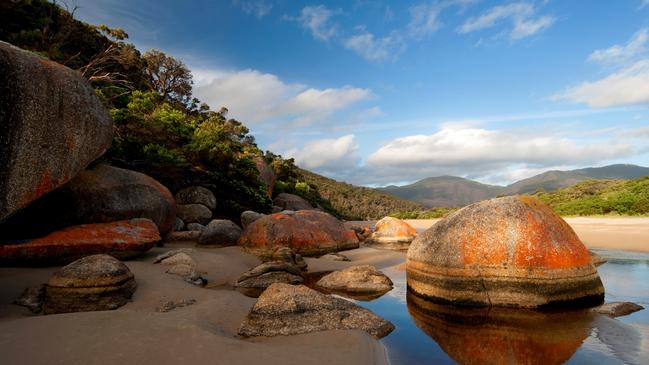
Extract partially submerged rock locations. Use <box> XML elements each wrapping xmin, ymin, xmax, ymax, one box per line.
<box><xmin>407</xmin><ymin>196</ymin><xmax>605</xmax><ymax>308</ymax></box>
<box><xmin>155</xmin><ymin>251</ymin><xmax>206</xmax><ymax>286</ymax></box>
<box><xmin>238</xmin><ymin>283</ymin><xmax>394</xmax><ymax>339</ymax></box>
<box><xmin>590</xmin><ymin>251</ymin><xmax>607</xmax><ymax>267</ymax></box>
<box><xmin>319</xmin><ymin>253</ymin><xmax>350</xmax><ymax>262</ymax></box>
<box><xmin>176</xmin><ymin>204</ymin><xmax>212</xmax><ymax>225</ymax></box>
<box><xmin>272</xmin><ymin>193</ymin><xmax>314</xmax><ymax>211</ymax></box>
<box><xmin>174</xmin><ymin>186</ymin><xmax>216</xmax><ymax>210</ymax></box>
<box><xmin>239</xmin><ymin>210</ymin><xmax>359</xmax><ymax>256</ymax></box>
<box><xmin>0</xmin><ymin>218</ymin><xmax>160</xmax><ymax>265</ymax></box>
<box><xmin>316</xmin><ymin>265</ymin><xmax>393</xmax><ymax>299</ymax></box>
<box><xmin>366</xmin><ymin>217</ymin><xmax>417</xmax><ymax>250</ymax></box>
<box><xmin>0</xmin><ymin>41</ymin><xmax>113</xmax><ymax>221</ymax></box>
<box><xmin>43</xmin><ymin>254</ymin><xmax>136</xmax><ymax>314</ymax></box>
<box><xmin>592</xmin><ymin>302</ymin><xmax>644</xmax><ymax>317</ymax></box>
<box><xmin>198</xmin><ymin>219</ymin><xmax>242</xmax><ymax>246</ymax></box>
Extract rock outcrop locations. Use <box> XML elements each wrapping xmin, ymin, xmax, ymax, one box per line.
<box><xmin>43</xmin><ymin>254</ymin><xmax>136</xmax><ymax>314</ymax></box>
<box><xmin>592</xmin><ymin>302</ymin><xmax>644</xmax><ymax>317</ymax></box>
<box><xmin>407</xmin><ymin>196</ymin><xmax>605</xmax><ymax>308</ymax></box>
<box><xmin>0</xmin><ymin>218</ymin><xmax>160</xmax><ymax>265</ymax></box>
<box><xmin>176</xmin><ymin>204</ymin><xmax>212</xmax><ymax>225</ymax></box>
<box><xmin>253</xmin><ymin>156</ymin><xmax>276</xmax><ymax>197</ymax></box>
<box><xmin>272</xmin><ymin>193</ymin><xmax>314</xmax><ymax>211</ymax></box>
<box><xmin>174</xmin><ymin>186</ymin><xmax>216</xmax><ymax>210</ymax></box>
<box><xmin>0</xmin><ymin>42</ymin><xmax>113</xmax><ymax>222</ymax></box>
<box><xmin>238</xmin><ymin>210</ymin><xmax>359</xmax><ymax>256</ymax></box>
<box><xmin>238</xmin><ymin>283</ymin><xmax>394</xmax><ymax>339</ymax></box>
<box><xmin>366</xmin><ymin>217</ymin><xmax>417</xmax><ymax>250</ymax></box>
<box><xmin>316</xmin><ymin>265</ymin><xmax>393</xmax><ymax>298</ymax></box>
<box><xmin>235</xmin><ymin>261</ymin><xmax>304</xmax><ymax>297</ymax></box>
<box><xmin>198</xmin><ymin>219</ymin><xmax>242</xmax><ymax>246</ymax></box>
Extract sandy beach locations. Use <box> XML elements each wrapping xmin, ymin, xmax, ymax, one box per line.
<box><xmin>405</xmin><ymin>217</ymin><xmax>649</xmax><ymax>253</ymax></box>
<box><xmin>0</xmin><ymin>246</ymin><xmax>399</xmax><ymax>365</ymax></box>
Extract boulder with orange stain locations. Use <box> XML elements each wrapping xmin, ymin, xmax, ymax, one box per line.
<box><xmin>366</xmin><ymin>216</ymin><xmax>417</xmax><ymax>250</ymax></box>
<box><xmin>407</xmin><ymin>196</ymin><xmax>604</xmax><ymax>308</ymax></box>
<box><xmin>238</xmin><ymin>210</ymin><xmax>359</xmax><ymax>256</ymax></box>
<box><xmin>0</xmin><ymin>218</ymin><xmax>160</xmax><ymax>265</ymax></box>
<box><xmin>0</xmin><ymin>42</ymin><xmax>113</xmax><ymax>221</ymax></box>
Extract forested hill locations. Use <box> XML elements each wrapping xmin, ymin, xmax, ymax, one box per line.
<box><xmin>297</xmin><ymin>169</ymin><xmax>423</xmax><ymax>220</ymax></box>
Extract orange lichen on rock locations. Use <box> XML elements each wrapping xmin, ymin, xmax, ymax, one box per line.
<box><xmin>238</xmin><ymin>210</ymin><xmax>359</xmax><ymax>256</ymax></box>
<box><xmin>0</xmin><ymin>218</ymin><xmax>160</xmax><ymax>265</ymax></box>
<box><xmin>366</xmin><ymin>216</ymin><xmax>418</xmax><ymax>250</ymax></box>
<box><xmin>406</xmin><ymin>195</ymin><xmax>604</xmax><ymax>308</ymax></box>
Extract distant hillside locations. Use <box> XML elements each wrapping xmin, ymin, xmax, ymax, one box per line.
<box><xmin>297</xmin><ymin>169</ymin><xmax>423</xmax><ymax>220</ymax></box>
<box><xmin>380</xmin><ymin>176</ymin><xmax>501</xmax><ymax>208</ymax></box>
<box><xmin>381</xmin><ymin>164</ymin><xmax>649</xmax><ymax>208</ymax></box>
<box><xmin>533</xmin><ymin>177</ymin><xmax>649</xmax><ymax>216</ymax></box>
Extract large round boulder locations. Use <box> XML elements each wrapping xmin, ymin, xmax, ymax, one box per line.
<box><xmin>406</xmin><ymin>196</ymin><xmax>605</xmax><ymax>308</ymax></box>
<box><xmin>176</xmin><ymin>204</ymin><xmax>212</xmax><ymax>225</ymax></box>
<box><xmin>272</xmin><ymin>193</ymin><xmax>314</xmax><ymax>211</ymax></box>
<box><xmin>174</xmin><ymin>186</ymin><xmax>216</xmax><ymax>210</ymax></box>
<box><xmin>367</xmin><ymin>217</ymin><xmax>417</xmax><ymax>250</ymax></box>
<box><xmin>0</xmin><ymin>218</ymin><xmax>160</xmax><ymax>265</ymax></box>
<box><xmin>43</xmin><ymin>254</ymin><xmax>136</xmax><ymax>314</ymax></box>
<box><xmin>0</xmin><ymin>42</ymin><xmax>113</xmax><ymax>221</ymax></box>
<box><xmin>198</xmin><ymin>219</ymin><xmax>242</xmax><ymax>246</ymax></box>
<box><xmin>238</xmin><ymin>210</ymin><xmax>359</xmax><ymax>256</ymax></box>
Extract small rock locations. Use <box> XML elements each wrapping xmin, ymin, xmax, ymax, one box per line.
<box><xmin>236</xmin><ymin>261</ymin><xmax>304</xmax><ymax>297</ymax></box>
<box><xmin>590</xmin><ymin>251</ymin><xmax>607</xmax><ymax>267</ymax></box>
<box><xmin>153</xmin><ymin>249</ymin><xmax>194</xmax><ymax>264</ymax></box>
<box><xmin>592</xmin><ymin>302</ymin><xmax>644</xmax><ymax>317</ymax></box>
<box><xmin>14</xmin><ymin>284</ymin><xmax>46</xmax><ymax>314</ymax></box>
<box><xmin>175</xmin><ymin>186</ymin><xmax>216</xmax><ymax>210</ymax></box>
<box><xmin>366</xmin><ymin>217</ymin><xmax>417</xmax><ymax>250</ymax></box>
<box><xmin>156</xmin><ymin>298</ymin><xmax>197</xmax><ymax>313</ymax></box>
<box><xmin>156</xmin><ymin>252</ymin><xmax>206</xmax><ymax>286</ymax></box>
<box><xmin>198</xmin><ymin>219</ymin><xmax>242</xmax><ymax>246</ymax></box>
<box><xmin>238</xmin><ymin>283</ymin><xmax>394</xmax><ymax>339</ymax></box>
<box><xmin>241</xmin><ymin>211</ymin><xmax>264</xmax><ymax>229</ymax></box>
<box><xmin>160</xmin><ymin>252</ymin><xmax>195</xmax><ymax>268</ymax></box>
<box><xmin>164</xmin><ymin>230</ymin><xmax>201</xmax><ymax>243</ymax></box>
<box><xmin>319</xmin><ymin>253</ymin><xmax>350</xmax><ymax>262</ymax></box>
<box><xmin>262</xmin><ymin>246</ymin><xmax>308</xmax><ymax>271</ymax></box>
<box><xmin>316</xmin><ymin>265</ymin><xmax>393</xmax><ymax>296</ymax></box>
<box><xmin>177</xmin><ymin>204</ymin><xmax>212</xmax><ymax>225</ymax></box>
<box><xmin>186</xmin><ymin>223</ymin><xmax>206</xmax><ymax>232</ymax></box>
<box><xmin>43</xmin><ymin>254</ymin><xmax>136</xmax><ymax>314</ymax></box>
<box><xmin>173</xmin><ymin>218</ymin><xmax>185</xmax><ymax>231</ymax></box>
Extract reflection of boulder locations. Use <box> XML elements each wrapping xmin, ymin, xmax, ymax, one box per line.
<box><xmin>407</xmin><ymin>196</ymin><xmax>604</xmax><ymax>308</ymax></box>
<box><xmin>407</xmin><ymin>292</ymin><xmax>592</xmax><ymax>365</ymax></box>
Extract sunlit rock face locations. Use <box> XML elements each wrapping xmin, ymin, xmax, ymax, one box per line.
<box><xmin>366</xmin><ymin>217</ymin><xmax>417</xmax><ymax>250</ymax></box>
<box><xmin>407</xmin><ymin>293</ymin><xmax>592</xmax><ymax>365</ymax></box>
<box><xmin>407</xmin><ymin>196</ymin><xmax>604</xmax><ymax>308</ymax></box>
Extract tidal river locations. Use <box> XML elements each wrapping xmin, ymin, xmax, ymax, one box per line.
<box><xmin>357</xmin><ymin>249</ymin><xmax>649</xmax><ymax>365</ymax></box>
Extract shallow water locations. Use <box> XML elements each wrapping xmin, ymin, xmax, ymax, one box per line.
<box><xmin>357</xmin><ymin>249</ymin><xmax>649</xmax><ymax>365</ymax></box>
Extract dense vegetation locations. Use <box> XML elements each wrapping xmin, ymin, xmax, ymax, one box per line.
<box><xmin>532</xmin><ymin>177</ymin><xmax>649</xmax><ymax>216</ymax></box>
<box><xmin>389</xmin><ymin>208</ymin><xmax>457</xmax><ymax>220</ymax></box>
<box><xmin>297</xmin><ymin>169</ymin><xmax>423</xmax><ymax>220</ymax></box>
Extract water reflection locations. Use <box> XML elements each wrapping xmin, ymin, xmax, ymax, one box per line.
<box><xmin>406</xmin><ymin>292</ymin><xmax>594</xmax><ymax>365</ymax></box>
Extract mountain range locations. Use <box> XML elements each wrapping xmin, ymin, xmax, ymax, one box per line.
<box><xmin>379</xmin><ymin>164</ymin><xmax>649</xmax><ymax>208</ymax></box>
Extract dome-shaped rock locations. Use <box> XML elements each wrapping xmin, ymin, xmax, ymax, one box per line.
<box><xmin>198</xmin><ymin>219</ymin><xmax>242</xmax><ymax>246</ymax></box>
<box><xmin>406</xmin><ymin>196</ymin><xmax>604</xmax><ymax>308</ymax></box>
<box><xmin>239</xmin><ymin>210</ymin><xmax>359</xmax><ymax>256</ymax></box>
<box><xmin>174</xmin><ymin>186</ymin><xmax>216</xmax><ymax>210</ymax></box>
<box><xmin>367</xmin><ymin>217</ymin><xmax>417</xmax><ymax>250</ymax></box>
<box><xmin>43</xmin><ymin>254</ymin><xmax>136</xmax><ymax>314</ymax></box>
<box><xmin>176</xmin><ymin>204</ymin><xmax>212</xmax><ymax>225</ymax></box>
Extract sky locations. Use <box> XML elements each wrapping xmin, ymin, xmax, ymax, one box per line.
<box><xmin>74</xmin><ymin>0</ymin><xmax>649</xmax><ymax>187</ymax></box>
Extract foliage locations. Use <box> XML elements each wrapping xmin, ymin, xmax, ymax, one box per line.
<box><xmin>532</xmin><ymin>177</ymin><xmax>649</xmax><ymax>216</ymax></box>
<box><xmin>389</xmin><ymin>208</ymin><xmax>457</xmax><ymax>220</ymax></box>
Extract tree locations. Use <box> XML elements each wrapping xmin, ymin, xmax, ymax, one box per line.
<box><xmin>143</xmin><ymin>49</ymin><xmax>193</xmax><ymax>103</ymax></box>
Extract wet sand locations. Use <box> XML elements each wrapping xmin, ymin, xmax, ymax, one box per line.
<box><xmin>0</xmin><ymin>246</ymin><xmax>398</xmax><ymax>365</ymax></box>
<box><xmin>404</xmin><ymin>217</ymin><xmax>649</xmax><ymax>253</ymax></box>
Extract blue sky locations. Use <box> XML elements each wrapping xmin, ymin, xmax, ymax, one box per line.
<box><xmin>75</xmin><ymin>0</ymin><xmax>649</xmax><ymax>186</ymax></box>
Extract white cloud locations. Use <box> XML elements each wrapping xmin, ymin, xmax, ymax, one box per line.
<box><xmin>556</xmin><ymin>59</ymin><xmax>649</xmax><ymax>108</ymax></box>
<box><xmin>193</xmin><ymin>68</ymin><xmax>370</xmax><ymax>125</ymax></box>
<box><xmin>343</xmin><ymin>28</ymin><xmax>405</xmax><ymax>62</ymax></box>
<box><xmin>408</xmin><ymin>3</ymin><xmax>444</xmax><ymax>38</ymax></box>
<box><xmin>295</xmin><ymin>5</ymin><xmax>338</xmax><ymax>41</ymax></box>
<box><xmin>458</xmin><ymin>2</ymin><xmax>555</xmax><ymax>40</ymax></box>
<box><xmin>362</xmin><ymin>127</ymin><xmax>633</xmax><ymax>184</ymax></box>
<box><xmin>285</xmin><ymin>134</ymin><xmax>361</xmax><ymax>172</ymax></box>
<box><xmin>234</xmin><ymin>0</ymin><xmax>273</xmax><ymax>19</ymax></box>
<box><xmin>588</xmin><ymin>28</ymin><xmax>649</xmax><ymax>66</ymax></box>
